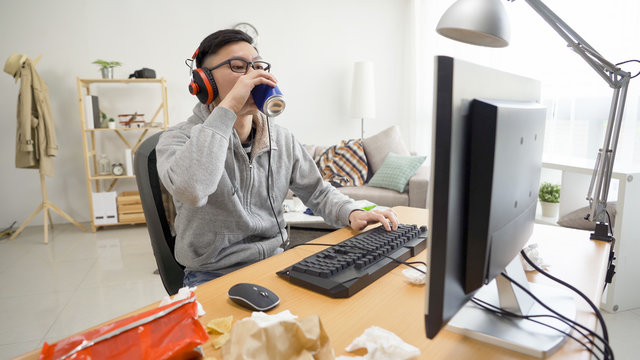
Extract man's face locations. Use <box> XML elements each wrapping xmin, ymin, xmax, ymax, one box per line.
<box><xmin>203</xmin><ymin>41</ymin><xmax>261</xmax><ymax>104</ymax></box>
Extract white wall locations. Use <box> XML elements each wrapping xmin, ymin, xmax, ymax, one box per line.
<box><xmin>0</xmin><ymin>0</ymin><xmax>412</xmax><ymax>226</ymax></box>
<box><xmin>415</xmin><ymin>0</ymin><xmax>640</xmax><ymax>160</ymax></box>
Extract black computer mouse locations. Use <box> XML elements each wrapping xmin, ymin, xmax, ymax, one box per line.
<box><xmin>227</xmin><ymin>283</ymin><xmax>280</xmax><ymax>312</ymax></box>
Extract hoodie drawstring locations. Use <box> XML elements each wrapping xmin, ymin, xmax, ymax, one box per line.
<box><xmin>229</xmin><ymin>134</ymin><xmax>239</xmax><ymax>196</ymax></box>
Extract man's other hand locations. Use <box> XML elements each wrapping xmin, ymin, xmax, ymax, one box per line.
<box><xmin>348</xmin><ymin>208</ymin><xmax>399</xmax><ymax>231</ymax></box>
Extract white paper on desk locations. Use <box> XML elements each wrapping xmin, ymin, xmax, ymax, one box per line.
<box><xmin>520</xmin><ymin>243</ymin><xmax>550</xmax><ymax>271</ymax></box>
<box><xmin>159</xmin><ymin>286</ymin><xmax>205</xmax><ymax>317</ymax></box>
<box><xmin>402</xmin><ymin>265</ymin><xmax>426</xmax><ymax>285</ymax></box>
<box><xmin>336</xmin><ymin>326</ymin><xmax>420</xmax><ymax>360</ymax></box>
<box><xmin>246</xmin><ymin>309</ymin><xmax>298</xmax><ymax>327</ymax></box>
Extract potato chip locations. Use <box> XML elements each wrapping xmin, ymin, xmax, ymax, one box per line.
<box><xmin>206</xmin><ymin>315</ymin><xmax>234</xmax><ymax>334</ymax></box>
<box><xmin>211</xmin><ymin>332</ymin><xmax>231</xmax><ymax>350</ymax></box>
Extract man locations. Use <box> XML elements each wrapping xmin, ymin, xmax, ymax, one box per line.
<box><xmin>157</xmin><ymin>29</ymin><xmax>398</xmax><ymax>287</ymax></box>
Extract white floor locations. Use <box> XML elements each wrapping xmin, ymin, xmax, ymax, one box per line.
<box><xmin>1</xmin><ymin>223</ymin><xmax>638</xmax><ymax>360</ymax></box>
<box><xmin>0</xmin><ymin>223</ymin><xmax>167</xmax><ymax>359</ymax></box>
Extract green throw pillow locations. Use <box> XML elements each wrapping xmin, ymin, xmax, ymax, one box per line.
<box><xmin>368</xmin><ymin>152</ymin><xmax>426</xmax><ymax>192</ymax></box>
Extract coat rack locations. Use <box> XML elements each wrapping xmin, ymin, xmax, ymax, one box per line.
<box><xmin>10</xmin><ymin>174</ymin><xmax>87</xmax><ymax>243</ymax></box>
<box><xmin>4</xmin><ymin>53</ymin><xmax>86</xmax><ymax>243</ymax></box>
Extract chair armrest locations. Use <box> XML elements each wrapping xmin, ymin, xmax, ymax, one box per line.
<box><xmin>408</xmin><ymin>165</ymin><xmax>429</xmax><ymax>208</ymax></box>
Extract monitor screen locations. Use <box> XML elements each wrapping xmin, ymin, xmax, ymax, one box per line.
<box><xmin>424</xmin><ymin>56</ymin><xmax>574</xmax><ymax>357</ymax></box>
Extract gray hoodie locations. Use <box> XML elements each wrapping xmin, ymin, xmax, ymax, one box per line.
<box><xmin>156</xmin><ymin>104</ymin><xmax>358</xmax><ymax>273</ymax></box>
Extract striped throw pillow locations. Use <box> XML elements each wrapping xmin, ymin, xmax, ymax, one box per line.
<box><xmin>316</xmin><ymin>139</ymin><xmax>368</xmax><ymax>187</ymax></box>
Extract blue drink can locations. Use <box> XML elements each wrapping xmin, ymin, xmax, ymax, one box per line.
<box><xmin>251</xmin><ymin>84</ymin><xmax>285</xmax><ymax>117</ymax></box>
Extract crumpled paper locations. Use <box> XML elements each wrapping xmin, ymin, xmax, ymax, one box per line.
<box><xmin>401</xmin><ymin>265</ymin><xmax>427</xmax><ymax>285</ymax></box>
<box><xmin>159</xmin><ymin>286</ymin><xmax>205</xmax><ymax>317</ymax></box>
<box><xmin>222</xmin><ymin>310</ymin><xmax>334</xmax><ymax>360</ymax></box>
<box><xmin>520</xmin><ymin>243</ymin><xmax>550</xmax><ymax>271</ymax></box>
<box><xmin>336</xmin><ymin>326</ymin><xmax>420</xmax><ymax>360</ymax></box>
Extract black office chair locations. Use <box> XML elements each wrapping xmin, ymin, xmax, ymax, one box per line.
<box><xmin>135</xmin><ymin>132</ymin><xmax>184</xmax><ymax>295</ymax></box>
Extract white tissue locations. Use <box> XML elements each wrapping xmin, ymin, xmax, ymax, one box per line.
<box><xmin>336</xmin><ymin>326</ymin><xmax>420</xmax><ymax>360</ymax></box>
<box><xmin>520</xmin><ymin>243</ymin><xmax>550</xmax><ymax>271</ymax></box>
<box><xmin>159</xmin><ymin>286</ymin><xmax>205</xmax><ymax>317</ymax></box>
<box><xmin>242</xmin><ymin>310</ymin><xmax>298</xmax><ymax>328</ymax></box>
<box><xmin>401</xmin><ymin>265</ymin><xmax>427</xmax><ymax>285</ymax></box>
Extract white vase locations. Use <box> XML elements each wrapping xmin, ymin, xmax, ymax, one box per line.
<box><xmin>540</xmin><ymin>201</ymin><xmax>559</xmax><ymax>218</ymax></box>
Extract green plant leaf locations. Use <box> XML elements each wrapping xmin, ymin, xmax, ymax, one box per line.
<box><xmin>538</xmin><ymin>182</ymin><xmax>561</xmax><ymax>203</ymax></box>
<box><xmin>92</xmin><ymin>59</ymin><xmax>122</xmax><ymax>68</ymax></box>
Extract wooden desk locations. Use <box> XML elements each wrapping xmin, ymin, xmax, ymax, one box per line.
<box><xmin>16</xmin><ymin>206</ymin><xmax>609</xmax><ymax>360</ymax></box>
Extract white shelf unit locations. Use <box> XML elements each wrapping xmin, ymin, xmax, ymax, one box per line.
<box><xmin>542</xmin><ymin>156</ymin><xmax>639</xmax><ymax>312</ymax></box>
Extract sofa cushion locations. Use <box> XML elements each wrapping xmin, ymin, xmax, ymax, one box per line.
<box><xmin>316</xmin><ymin>139</ymin><xmax>368</xmax><ymax>187</ymax></box>
<box><xmin>303</xmin><ymin>144</ymin><xmax>326</xmax><ymax>161</ymax></box>
<box><xmin>367</xmin><ymin>152</ymin><xmax>426</xmax><ymax>193</ymax></box>
<box><xmin>337</xmin><ymin>185</ymin><xmax>409</xmax><ymax>208</ymax></box>
<box><xmin>362</xmin><ymin>125</ymin><xmax>410</xmax><ymax>175</ymax></box>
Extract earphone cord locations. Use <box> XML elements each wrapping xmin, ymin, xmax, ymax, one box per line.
<box><xmin>265</xmin><ymin>116</ymin><xmax>288</xmax><ymax>249</ymax></box>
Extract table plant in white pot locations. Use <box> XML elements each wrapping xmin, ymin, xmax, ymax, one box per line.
<box><xmin>92</xmin><ymin>59</ymin><xmax>122</xmax><ymax>79</ymax></box>
<box><xmin>539</xmin><ymin>182</ymin><xmax>560</xmax><ymax>218</ymax></box>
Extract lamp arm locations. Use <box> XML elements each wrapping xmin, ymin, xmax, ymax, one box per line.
<box><xmin>519</xmin><ymin>0</ymin><xmax>632</xmax><ymax>226</ymax></box>
<box><xmin>521</xmin><ymin>0</ymin><xmax>626</xmax><ymax>88</ymax></box>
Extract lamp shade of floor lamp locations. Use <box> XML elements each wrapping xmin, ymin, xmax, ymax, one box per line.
<box><xmin>350</xmin><ymin>61</ymin><xmax>376</xmax><ymax>139</ymax></box>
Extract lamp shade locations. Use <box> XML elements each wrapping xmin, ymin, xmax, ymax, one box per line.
<box><xmin>350</xmin><ymin>61</ymin><xmax>376</xmax><ymax>119</ymax></box>
<box><xmin>436</xmin><ymin>0</ymin><xmax>511</xmax><ymax>48</ymax></box>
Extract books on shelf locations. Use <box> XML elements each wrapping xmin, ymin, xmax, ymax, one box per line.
<box><xmin>84</xmin><ymin>95</ymin><xmax>101</xmax><ymax>129</ymax></box>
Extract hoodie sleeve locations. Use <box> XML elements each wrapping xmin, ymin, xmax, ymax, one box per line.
<box><xmin>287</xmin><ymin>137</ymin><xmax>359</xmax><ymax>228</ymax></box>
<box><xmin>156</xmin><ymin>106</ymin><xmax>236</xmax><ymax>207</ymax></box>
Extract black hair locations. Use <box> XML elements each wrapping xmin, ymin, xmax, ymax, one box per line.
<box><xmin>195</xmin><ymin>29</ymin><xmax>255</xmax><ymax>68</ymax></box>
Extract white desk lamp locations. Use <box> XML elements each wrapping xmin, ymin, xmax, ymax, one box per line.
<box><xmin>350</xmin><ymin>61</ymin><xmax>376</xmax><ymax>140</ymax></box>
<box><xmin>437</xmin><ymin>0</ymin><xmax>632</xmax><ymax>242</ymax></box>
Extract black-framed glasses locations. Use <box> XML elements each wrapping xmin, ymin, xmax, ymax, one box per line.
<box><xmin>208</xmin><ymin>58</ymin><xmax>271</xmax><ymax>74</ymax></box>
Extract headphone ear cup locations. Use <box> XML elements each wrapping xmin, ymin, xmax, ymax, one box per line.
<box><xmin>188</xmin><ymin>68</ymin><xmax>219</xmax><ymax>105</ymax></box>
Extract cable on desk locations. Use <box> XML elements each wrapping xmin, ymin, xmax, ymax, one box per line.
<box><xmin>520</xmin><ymin>249</ymin><xmax>611</xmax><ymax>345</ymax></box>
<box><xmin>470</xmin><ymin>297</ymin><xmax>607</xmax><ymax>360</ymax></box>
<box><xmin>603</xmin><ymin>209</ymin><xmax>617</xmax><ymax>292</ymax></box>
<box><xmin>501</xmin><ymin>271</ymin><xmax>614</xmax><ymax>360</ymax></box>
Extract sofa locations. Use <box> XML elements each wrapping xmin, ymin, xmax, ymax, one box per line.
<box><xmin>299</xmin><ymin>125</ymin><xmax>429</xmax><ymax>209</ymax></box>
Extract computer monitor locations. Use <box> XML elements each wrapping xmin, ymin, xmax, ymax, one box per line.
<box><xmin>424</xmin><ymin>56</ymin><xmax>577</xmax><ymax>358</ymax></box>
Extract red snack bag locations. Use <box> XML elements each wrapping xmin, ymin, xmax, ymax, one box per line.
<box><xmin>39</xmin><ymin>292</ymin><xmax>208</xmax><ymax>360</ymax></box>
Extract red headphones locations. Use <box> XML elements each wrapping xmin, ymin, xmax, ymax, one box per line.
<box><xmin>188</xmin><ymin>48</ymin><xmax>219</xmax><ymax>105</ymax></box>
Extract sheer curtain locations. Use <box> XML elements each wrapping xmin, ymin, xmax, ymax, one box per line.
<box><xmin>410</xmin><ymin>0</ymin><xmax>640</xmax><ymax>169</ymax></box>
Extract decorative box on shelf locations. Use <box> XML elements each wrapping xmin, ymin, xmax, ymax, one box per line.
<box><xmin>92</xmin><ymin>192</ymin><xmax>118</xmax><ymax>225</ymax></box>
<box><xmin>116</xmin><ymin>191</ymin><xmax>145</xmax><ymax>224</ymax></box>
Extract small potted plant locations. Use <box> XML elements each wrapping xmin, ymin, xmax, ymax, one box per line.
<box><xmin>539</xmin><ymin>182</ymin><xmax>560</xmax><ymax>217</ymax></box>
<box><xmin>92</xmin><ymin>59</ymin><xmax>122</xmax><ymax>79</ymax></box>
<box><xmin>100</xmin><ymin>111</ymin><xmax>115</xmax><ymax>128</ymax></box>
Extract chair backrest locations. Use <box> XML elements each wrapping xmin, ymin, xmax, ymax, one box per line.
<box><xmin>135</xmin><ymin>132</ymin><xmax>184</xmax><ymax>295</ymax></box>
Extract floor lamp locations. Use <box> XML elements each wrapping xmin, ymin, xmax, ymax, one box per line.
<box><xmin>350</xmin><ymin>61</ymin><xmax>376</xmax><ymax>139</ymax></box>
<box><xmin>436</xmin><ymin>0</ymin><xmax>632</xmax><ymax>243</ymax></box>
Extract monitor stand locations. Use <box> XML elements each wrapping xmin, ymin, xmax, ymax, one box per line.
<box><xmin>446</xmin><ymin>257</ymin><xmax>576</xmax><ymax>358</ymax></box>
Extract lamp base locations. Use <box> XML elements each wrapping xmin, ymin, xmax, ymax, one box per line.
<box><xmin>590</xmin><ymin>222</ymin><xmax>613</xmax><ymax>242</ymax></box>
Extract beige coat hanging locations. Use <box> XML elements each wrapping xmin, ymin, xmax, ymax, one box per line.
<box><xmin>4</xmin><ymin>53</ymin><xmax>58</xmax><ymax>176</ymax></box>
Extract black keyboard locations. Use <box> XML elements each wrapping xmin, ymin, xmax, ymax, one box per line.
<box><xmin>276</xmin><ymin>224</ymin><xmax>427</xmax><ymax>298</ymax></box>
